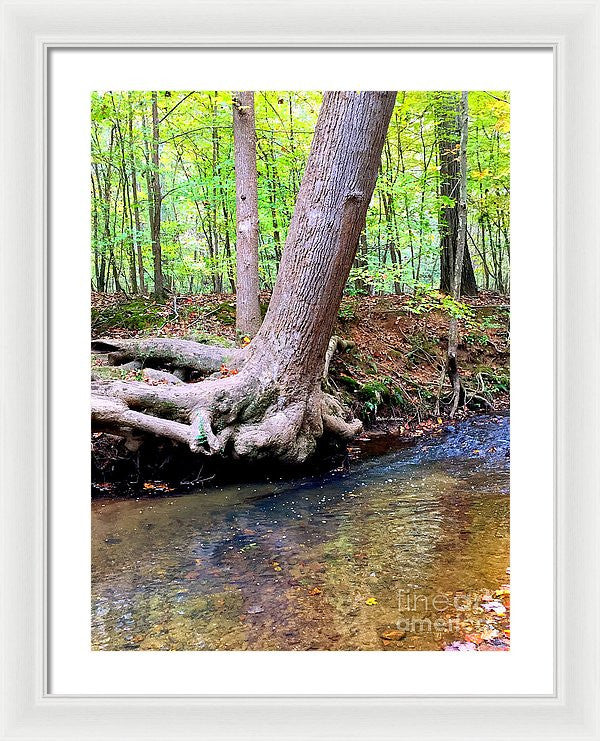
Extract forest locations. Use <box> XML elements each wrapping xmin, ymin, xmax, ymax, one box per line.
<box><xmin>91</xmin><ymin>90</ymin><xmax>509</xmax><ymax>300</ymax></box>
<box><xmin>91</xmin><ymin>90</ymin><xmax>511</xmax><ymax>653</ymax></box>
<box><xmin>91</xmin><ymin>89</ymin><xmax>510</xmax><ymax>469</ymax></box>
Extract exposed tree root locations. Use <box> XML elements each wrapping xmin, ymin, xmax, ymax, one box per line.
<box><xmin>322</xmin><ymin>336</ymin><xmax>355</xmax><ymax>389</ymax></box>
<box><xmin>91</xmin><ymin>336</ymin><xmax>362</xmax><ymax>465</ymax></box>
<box><xmin>92</xmin><ymin>337</ymin><xmax>246</xmax><ymax>375</ymax></box>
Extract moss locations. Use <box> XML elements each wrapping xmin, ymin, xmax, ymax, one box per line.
<box><xmin>91</xmin><ymin>298</ymin><xmax>163</xmax><ymax>333</ymax></box>
<box><xmin>184</xmin><ymin>330</ymin><xmax>234</xmax><ymax>348</ymax></box>
<box><xmin>210</xmin><ymin>301</ymin><xmax>236</xmax><ymax>326</ymax></box>
<box><xmin>195</xmin><ymin>419</ymin><xmax>207</xmax><ymax>444</ymax></box>
<box><xmin>338</xmin><ymin>375</ymin><xmax>361</xmax><ymax>390</ymax></box>
<box><xmin>474</xmin><ymin>365</ymin><xmax>510</xmax><ymax>392</ymax></box>
<box><xmin>408</xmin><ymin>332</ymin><xmax>440</xmax><ymax>357</ymax></box>
<box><xmin>91</xmin><ymin>365</ymin><xmax>131</xmax><ymax>381</ymax></box>
<box><xmin>354</xmin><ymin>378</ymin><xmax>407</xmax><ymax>421</ymax></box>
<box><xmin>338</xmin><ymin>299</ymin><xmax>358</xmax><ymax>322</ymax></box>
<box><xmin>239</xmin><ymin>387</ymin><xmax>279</xmax><ymax>422</ymax></box>
<box><xmin>153</xmin><ymin>399</ymin><xmax>185</xmax><ymax>420</ymax></box>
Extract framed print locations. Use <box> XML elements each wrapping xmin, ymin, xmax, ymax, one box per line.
<box><xmin>1</xmin><ymin>1</ymin><xmax>599</xmax><ymax>739</ymax></box>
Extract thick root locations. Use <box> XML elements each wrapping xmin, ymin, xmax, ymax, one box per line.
<box><xmin>91</xmin><ymin>334</ymin><xmax>362</xmax><ymax>464</ymax></box>
<box><xmin>92</xmin><ymin>337</ymin><xmax>246</xmax><ymax>375</ymax></box>
<box><xmin>92</xmin><ymin>395</ymin><xmax>193</xmax><ymax>448</ymax></box>
<box><xmin>322</xmin><ymin>335</ymin><xmax>355</xmax><ymax>387</ymax></box>
<box><xmin>92</xmin><ymin>371</ymin><xmax>362</xmax><ymax>464</ymax></box>
<box><xmin>321</xmin><ymin>392</ymin><xmax>363</xmax><ymax>439</ymax></box>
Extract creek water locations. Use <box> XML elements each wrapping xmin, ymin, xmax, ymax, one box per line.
<box><xmin>92</xmin><ymin>415</ymin><xmax>509</xmax><ymax>651</ymax></box>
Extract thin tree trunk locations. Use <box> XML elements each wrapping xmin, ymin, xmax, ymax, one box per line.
<box><xmin>128</xmin><ymin>94</ymin><xmax>146</xmax><ymax>294</ymax></box>
<box><xmin>447</xmin><ymin>91</ymin><xmax>469</xmax><ymax>417</ymax></box>
<box><xmin>232</xmin><ymin>91</ymin><xmax>261</xmax><ymax>336</ymax></box>
<box><xmin>149</xmin><ymin>92</ymin><xmax>164</xmax><ymax>301</ymax></box>
<box><xmin>435</xmin><ymin>92</ymin><xmax>478</xmax><ymax>296</ymax></box>
<box><xmin>111</xmin><ymin>93</ymin><xmax>138</xmax><ymax>295</ymax></box>
<box><xmin>210</xmin><ymin>94</ymin><xmax>222</xmax><ymax>294</ymax></box>
<box><xmin>91</xmin><ymin>174</ymin><xmax>101</xmax><ymax>291</ymax></box>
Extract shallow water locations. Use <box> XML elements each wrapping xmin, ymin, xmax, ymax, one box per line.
<box><xmin>91</xmin><ymin>415</ymin><xmax>509</xmax><ymax>651</ymax></box>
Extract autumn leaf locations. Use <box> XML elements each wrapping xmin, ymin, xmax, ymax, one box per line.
<box><xmin>380</xmin><ymin>629</ymin><xmax>406</xmax><ymax>641</ymax></box>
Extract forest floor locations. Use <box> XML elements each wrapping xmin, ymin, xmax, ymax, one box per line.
<box><xmin>92</xmin><ymin>290</ymin><xmax>509</xmax><ymax>420</ymax></box>
<box><xmin>91</xmin><ymin>290</ymin><xmax>509</xmax><ymax>487</ymax></box>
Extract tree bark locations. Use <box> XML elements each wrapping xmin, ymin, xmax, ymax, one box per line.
<box><xmin>435</xmin><ymin>92</ymin><xmax>478</xmax><ymax>296</ymax></box>
<box><xmin>149</xmin><ymin>92</ymin><xmax>164</xmax><ymax>301</ymax></box>
<box><xmin>232</xmin><ymin>91</ymin><xmax>261</xmax><ymax>337</ymax></box>
<box><xmin>128</xmin><ymin>94</ymin><xmax>146</xmax><ymax>294</ymax></box>
<box><xmin>447</xmin><ymin>91</ymin><xmax>469</xmax><ymax>417</ymax></box>
<box><xmin>92</xmin><ymin>91</ymin><xmax>396</xmax><ymax>464</ymax></box>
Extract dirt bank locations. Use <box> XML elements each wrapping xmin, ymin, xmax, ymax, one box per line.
<box><xmin>91</xmin><ymin>291</ymin><xmax>509</xmax><ymax>490</ymax></box>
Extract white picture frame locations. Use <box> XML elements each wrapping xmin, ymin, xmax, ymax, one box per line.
<box><xmin>1</xmin><ymin>0</ymin><xmax>598</xmax><ymax>738</ymax></box>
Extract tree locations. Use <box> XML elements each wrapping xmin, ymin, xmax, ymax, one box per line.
<box><xmin>147</xmin><ymin>91</ymin><xmax>164</xmax><ymax>301</ymax></box>
<box><xmin>446</xmin><ymin>91</ymin><xmax>469</xmax><ymax>416</ymax></box>
<box><xmin>92</xmin><ymin>91</ymin><xmax>397</xmax><ymax>463</ymax></box>
<box><xmin>232</xmin><ymin>91</ymin><xmax>261</xmax><ymax>336</ymax></box>
<box><xmin>127</xmin><ymin>93</ymin><xmax>145</xmax><ymax>294</ymax></box>
<box><xmin>436</xmin><ymin>92</ymin><xmax>478</xmax><ymax>296</ymax></box>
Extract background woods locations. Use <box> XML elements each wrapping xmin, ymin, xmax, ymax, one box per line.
<box><xmin>91</xmin><ymin>90</ymin><xmax>510</xmax><ymax>299</ymax></box>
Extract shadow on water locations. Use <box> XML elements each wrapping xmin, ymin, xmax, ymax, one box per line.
<box><xmin>92</xmin><ymin>415</ymin><xmax>509</xmax><ymax>651</ymax></box>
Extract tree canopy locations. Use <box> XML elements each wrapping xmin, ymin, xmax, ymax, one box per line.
<box><xmin>91</xmin><ymin>90</ymin><xmax>510</xmax><ymax>297</ymax></box>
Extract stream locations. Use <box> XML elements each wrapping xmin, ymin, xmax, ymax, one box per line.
<box><xmin>91</xmin><ymin>414</ymin><xmax>509</xmax><ymax>651</ymax></box>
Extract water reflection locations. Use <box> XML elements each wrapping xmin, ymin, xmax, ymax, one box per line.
<box><xmin>92</xmin><ymin>415</ymin><xmax>509</xmax><ymax>650</ymax></box>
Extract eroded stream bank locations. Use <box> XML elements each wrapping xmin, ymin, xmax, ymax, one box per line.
<box><xmin>92</xmin><ymin>414</ymin><xmax>509</xmax><ymax>651</ymax></box>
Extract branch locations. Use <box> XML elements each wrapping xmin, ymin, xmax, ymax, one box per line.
<box><xmin>158</xmin><ymin>91</ymin><xmax>196</xmax><ymax>124</ymax></box>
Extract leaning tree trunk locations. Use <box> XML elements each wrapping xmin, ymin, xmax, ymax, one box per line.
<box><xmin>447</xmin><ymin>91</ymin><xmax>469</xmax><ymax>417</ymax></box>
<box><xmin>92</xmin><ymin>91</ymin><xmax>396</xmax><ymax>464</ymax></box>
<box><xmin>435</xmin><ymin>91</ymin><xmax>478</xmax><ymax>297</ymax></box>
<box><xmin>232</xmin><ymin>91</ymin><xmax>261</xmax><ymax>337</ymax></box>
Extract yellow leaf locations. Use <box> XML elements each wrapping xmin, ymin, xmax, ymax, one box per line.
<box><xmin>365</xmin><ymin>597</ymin><xmax>378</xmax><ymax>606</ymax></box>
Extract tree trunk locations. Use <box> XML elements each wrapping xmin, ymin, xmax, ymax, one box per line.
<box><xmin>232</xmin><ymin>91</ymin><xmax>261</xmax><ymax>337</ymax></box>
<box><xmin>435</xmin><ymin>92</ymin><xmax>478</xmax><ymax>296</ymax></box>
<box><xmin>149</xmin><ymin>92</ymin><xmax>164</xmax><ymax>301</ymax></box>
<box><xmin>128</xmin><ymin>94</ymin><xmax>146</xmax><ymax>294</ymax></box>
<box><xmin>447</xmin><ymin>91</ymin><xmax>469</xmax><ymax>417</ymax></box>
<box><xmin>92</xmin><ymin>91</ymin><xmax>396</xmax><ymax>464</ymax></box>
